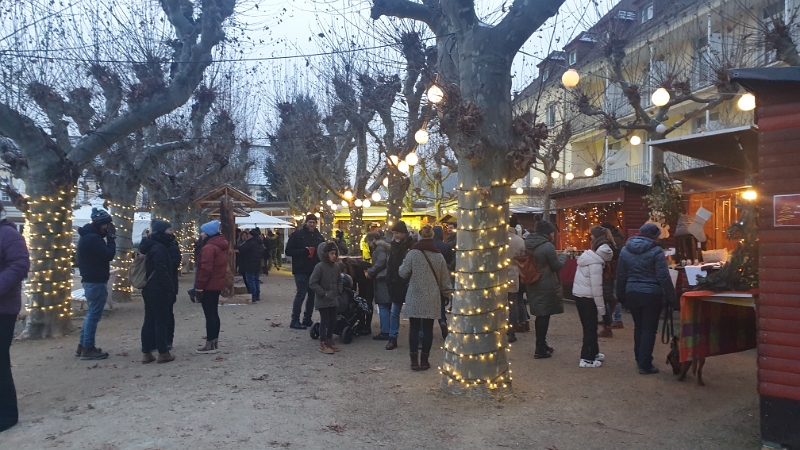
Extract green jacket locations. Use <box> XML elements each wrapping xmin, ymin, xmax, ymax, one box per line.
<box><xmin>309</xmin><ymin>242</ymin><xmax>343</xmax><ymax>310</ymax></box>
<box><xmin>523</xmin><ymin>233</ymin><xmax>566</xmax><ymax>316</ymax></box>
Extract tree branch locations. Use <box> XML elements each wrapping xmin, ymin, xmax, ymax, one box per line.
<box><xmin>491</xmin><ymin>0</ymin><xmax>565</xmax><ymax>55</ymax></box>
<box><xmin>89</xmin><ymin>64</ymin><xmax>123</xmax><ymax>122</ymax></box>
<box><xmin>371</xmin><ymin>0</ymin><xmax>445</xmax><ymax>34</ymax></box>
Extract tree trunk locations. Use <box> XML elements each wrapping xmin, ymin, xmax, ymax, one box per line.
<box><xmin>109</xmin><ymin>192</ymin><xmax>137</xmax><ymax>303</ymax></box>
<box><xmin>385</xmin><ymin>172</ymin><xmax>409</xmax><ymax>229</ymax></box>
<box><xmin>348</xmin><ymin>206</ymin><xmax>364</xmax><ymax>257</ymax></box>
<box><xmin>20</xmin><ymin>185</ymin><xmax>76</xmax><ymax>339</ymax></box>
<box><xmin>440</xmin><ymin>158</ymin><xmax>512</xmax><ymax>398</ymax></box>
<box><xmin>543</xmin><ymin>176</ymin><xmax>554</xmax><ymax>217</ymax></box>
<box><xmin>649</xmin><ymin>139</ymin><xmax>663</xmax><ymax>183</ymax></box>
<box><xmin>321</xmin><ymin>210</ymin><xmax>335</xmax><ymax>239</ymax></box>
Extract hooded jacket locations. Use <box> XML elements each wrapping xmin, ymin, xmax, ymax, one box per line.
<box><xmin>366</xmin><ymin>239</ymin><xmax>390</xmax><ymax>280</ymax></box>
<box><xmin>0</xmin><ymin>220</ymin><xmax>30</xmax><ymax>315</ymax></box>
<box><xmin>616</xmin><ymin>236</ymin><xmax>676</xmax><ymax>305</ymax></box>
<box><xmin>387</xmin><ymin>234</ymin><xmax>414</xmax><ymax>305</ymax></box>
<box><xmin>398</xmin><ymin>240</ymin><xmax>453</xmax><ymax>320</ymax></box>
<box><xmin>523</xmin><ymin>233</ymin><xmax>566</xmax><ymax>316</ymax></box>
<box><xmin>235</xmin><ymin>236</ymin><xmax>265</xmax><ymax>273</ymax></box>
<box><xmin>573</xmin><ymin>244</ymin><xmax>614</xmax><ymax>315</ymax></box>
<box><xmin>284</xmin><ymin>225</ymin><xmax>325</xmax><ymax>275</ymax></box>
<box><xmin>77</xmin><ymin>222</ymin><xmax>116</xmax><ymax>283</ymax></box>
<box><xmin>138</xmin><ymin>233</ymin><xmax>176</xmax><ymax>298</ymax></box>
<box><xmin>309</xmin><ymin>242</ymin><xmax>342</xmax><ymax>310</ymax></box>
<box><xmin>195</xmin><ymin>234</ymin><xmax>229</xmax><ymax>291</ymax></box>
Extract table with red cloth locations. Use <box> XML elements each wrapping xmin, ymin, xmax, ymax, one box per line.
<box><xmin>679</xmin><ymin>290</ymin><xmax>758</xmax><ymax>363</ymax></box>
<box><xmin>560</xmin><ymin>258</ymin><xmax>578</xmax><ymax>283</ymax></box>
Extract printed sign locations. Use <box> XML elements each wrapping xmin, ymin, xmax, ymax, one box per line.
<box><xmin>774</xmin><ymin>194</ymin><xmax>800</xmax><ymax>227</ymax></box>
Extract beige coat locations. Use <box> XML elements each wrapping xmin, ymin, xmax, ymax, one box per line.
<box><xmin>399</xmin><ymin>247</ymin><xmax>453</xmax><ymax>320</ymax></box>
<box><xmin>507</xmin><ymin>228</ymin><xmax>526</xmax><ymax>294</ymax></box>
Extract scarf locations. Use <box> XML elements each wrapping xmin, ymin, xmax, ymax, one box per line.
<box><xmin>411</xmin><ymin>239</ymin><xmax>440</xmax><ymax>253</ymax></box>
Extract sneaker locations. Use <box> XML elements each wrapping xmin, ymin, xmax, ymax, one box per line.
<box><xmin>580</xmin><ymin>359</ymin><xmax>602</xmax><ymax>368</ymax></box>
<box><xmin>372</xmin><ymin>333</ymin><xmax>390</xmax><ymax>341</ymax></box>
<box><xmin>289</xmin><ymin>322</ymin><xmax>307</xmax><ymax>330</ymax></box>
<box><xmin>301</xmin><ymin>319</ymin><xmax>314</xmax><ymax>328</ymax></box>
<box><xmin>157</xmin><ymin>352</ymin><xmax>175</xmax><ymax>364</ymax></box>
<box><xmin>595</xmin><ymin>353</ymin><xmax>605</xmax><ymax>361</ymax></box>
<box><xmin>75</xmin><ymin>344</ymin><xmax>83</xmax><ymax>357</ymax></box>
<box><xmin>319</xmin><ymin>342</ymin><xmax>334</xmax><ymax>354</ymax></box>
<box><xmin>80</xmin><ymin>346</ymin><xmax>109</xmax><ymax>360</ymax></box>
<box><xmin>611</xmin><ymin>321</ymin><xmax>624</xmax><ymax>329</ymax></box>
<box><xmin>639</xmin><ymin>366</ymin><xmax>660</xmax><ymax>375</ymax></box>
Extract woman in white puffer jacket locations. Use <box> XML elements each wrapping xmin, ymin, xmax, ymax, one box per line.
<box><xmin>573</xmin><ymin>244</ymin><xmax>614</xmax><ymax>368</ymax></box>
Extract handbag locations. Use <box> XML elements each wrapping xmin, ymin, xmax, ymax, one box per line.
<box><xmin>421</xmin><ymin>250</ymin><xmax>451</xmax><ymax>308</ymax></box>
<box><xmin>515</xmin><ymin>242</ymin><xmax>545</xmax><ymax>285</ymax></box>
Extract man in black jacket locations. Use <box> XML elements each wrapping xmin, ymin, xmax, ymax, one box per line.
<box><xmin>235</xmin><ymin>227</ymin><xmax>266</xmax><ymax>303</ymax></box>
<box><xmin>385</xmin><ymin>221</ymin><xmax>413</xmax><ymax>350</ymax></box>
<box><xmin>285</xmin><ymin>215</ymin><xmax>325</xmax><ymax>329</ymax></box>
<box><xmin>76</xmin><ymin>208</ymin><xmax>116</xmax><ymax>360</ymax></box>
<box><xmin>138</xmin><ymin>219</ymin><xmax>177</xmax><ymax>363</ymax></box>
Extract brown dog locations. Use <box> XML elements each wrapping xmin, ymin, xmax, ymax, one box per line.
<box><xmin>666</xmin><ymin>336</ymin><xmax>705</xmax><ymax>386</ymax></box>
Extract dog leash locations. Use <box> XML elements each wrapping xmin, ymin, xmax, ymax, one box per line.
<box><xmin>660</xmin><ymin>303</ymin><xmax>675</xmax><ymax>345</ymax></box>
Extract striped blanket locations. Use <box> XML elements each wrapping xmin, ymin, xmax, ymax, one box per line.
<box><xmin>679</xmin><ymin>291</ymin><xmax>757</xmax><ymax>363</ymax></box>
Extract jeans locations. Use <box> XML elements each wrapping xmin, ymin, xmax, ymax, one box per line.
<box><xmin>613</xmin><ymin>303</ymin><xmax>623</xmax><ymax>322</ymax></box>
<box><xmin>575</xmin><ymin>298</ymin><xmax>600</xmax><ymax>361</ymax></box>
<box><xmin>628</xmin><ymin>292</ymin><xmax>663</xmax><ymax>370</ymax></box>
<box><xmin>80</xmin><ymin>282</ymin><xmax>108</xmax><ymax>348</ymax></box>
<box><xmin>200</xmin><ymin>290</ymin><xmax>221</xmax><ymax>341</ymax></box>
<box><xmin>377</xmin><ymin>304</ymin><xmax>391</xmax><ymax>335</ymax></box>
<box><xmin>0</xmin><ymin>314</ymin><xmax>17</xmax><ymax>432</ymax></box>
<box><xmin>534</xmin><ymin>315</ymin><xmax>551</xmax><ymax>353</ymax></box>
<box><xmin>409</xmin><ymin>318</ymin><xmax>434</xmax><ymax>354</ymax></box>
<box><xmin>389</xmin><ymin>303</ymin><xmax>403</xmax><ymax>339</ymax></box>
<box><xmin>291</xmin><ymin>274</ymin><xmax>315</xmax><ymax>324</ymax></box>
<box><xmin>318</xmin><ymin>306</ymin><xmax>337</xmax><ymax>341</ymax></box>
<box><xmin>508</xmin><ymin>291</ymin><xmax>527</xmax><ymax>326</ymax></box>
<box><xmin>244</xmin><ymin>272</ymin><xmax>261</xmax><ymax>302</ymax></box>
<box><xmin>141</xmin><ymin>292</ymin><xmax>170</xmax><ymax>354</ymax></box>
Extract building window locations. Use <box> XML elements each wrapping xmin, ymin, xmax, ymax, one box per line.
<box><xmin>542</xmin><ymin>68</ymin><xmax>549</xmax><ymax>81</ymax></box>
<box><xmin>254</xmin><ymin>189</ymin><xmax>267</xmax><ymax>202</ymax></box>
<box><xmin>546</xmin><ymin>103</ymin><xmax>557</xmax><ymax>127</ymax></box>
<box><xmin>0</xmin><ymin>191</ymin><xmax>9</xmax><ymax>202</ymax></box>
<box><xmin>569</xmin><ymin>51</ymin><xmax>577</xmax><ymax>66</ymax></box>
<box><xmin>617</xmin><ymin>10</ymin><xmax>635</xmax><ymax>21</ymax></box>
<box><xmin>639</xmin><ymin>3</ymin><xmax>654</xmax><ymax>23</ymax></box>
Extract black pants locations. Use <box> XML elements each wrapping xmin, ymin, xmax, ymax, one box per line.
<box><xmin>141</xmin><ymin>292</ymin><xmax>170</xmax><ymax>354</ymax></box>
<box><xmin>627</xmin><ymin>292</ymin><xmax>663</xmax><ymax>370</ymax></box>
<box><xmin>318</xmin><ymin>306</ymin><xmax>337</xmax><ymax>341</ymax></box>
<box><xmin>575</xmin><ymin>297</ymin><xmax>600</xmax><ymax>361</ymax></box>
<box><xmin>167</xmin><ymin>298</ymin><xmax>176</xmax><ymax>347</ymax></box>
<box><xmin>534</xmin><ymin>315</ymin><xmax>551</xmax><ymax>352</ymax></box>
<box><xmin>0</xmin><ymin>314</ymin><xmax>17</xmax><ymax>432</ymax></box>
<box><xmin>409</xmin><ymin>318</ymin><xmax>434</xmax><ymax>354</ymax></box>
<box><xmin>201</xmin><ymin>290</ymin><xmax>221</xmax><ymax>341</ymax></box>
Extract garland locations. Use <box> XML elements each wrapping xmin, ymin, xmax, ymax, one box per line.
<box><xmin>645</xmin><ymin>170</ymin><xmax>683</xmax><ymax>226</ymax></box>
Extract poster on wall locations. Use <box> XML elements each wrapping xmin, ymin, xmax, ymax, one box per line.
<box><xmin>774</xmin><ymin>194</ymin><xmax>800</xmax><ymax>227</ymax></box>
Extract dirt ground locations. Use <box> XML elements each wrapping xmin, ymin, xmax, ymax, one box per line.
<box><xmin>3</xmin><ymin>270</ymin><xmax>760</xmax><ymax>450</ymax></box>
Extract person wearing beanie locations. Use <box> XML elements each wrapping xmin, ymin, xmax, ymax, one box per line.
<box><xmin>398</xmin><ymin>224</ymin><xmax>453</xmax><ymax>370</ymax></box>
<box><xmin>0</xmin><ymin>204</ymin><xmax>29</xmax><ymax>432</ymax></box>
<box><xmin>617</xmin><ymin>222</ymin><xmax>677</xmax><ymax>375</ymax></box>
<box><xmin>138</xmin><ymin>220</ymin><xmax>177</xmax><ymax>364</ymax></box>
<box><xmin>572</xmin><ymin>243</ymin><xmax>614</xmax><ymax>368</ymax></box>
<box><xmin>235</xmin><ymin>225</ymin><xmax>266</xmax><ymax>303</ymax></box>
<box><xmin>333</xmin><ymin>229</ymin><xmax>349</xmax><ymax>256</ymax></box>
<box><xmin>195</xmin><ymin>221</ymin><xmax>229</xmax><ymax>354</ymax></box>
<box><xmin>523</xmin><ymin>220</ymin><xmax>566</xmax><ymax>359</ymax></box>
<box><xmin>285</xmin><ymin>214</ymin><xmax>325</xmax><ymax>329</ymax></box>
<box><xmin>365</xmin><ymin>232</ymin><xmax>392</xmax><ymax>340</ymax></box>
<box><xmin>600</xmin><ymin>222</ymin><xmax>626</xmax><ymax>329</ymax></box>
<box><xmin>385</xmin><ymin>220</ymin><xmax>414</xmax><ymax>350</ymax></box>
<box><xmin>309</xmin><ymin>242</ymin><xmax>343</xmax><ymax>354</ymax></box>
<box><xmin>75</xmin><ymin>207</ymin><xmax>117</xmax><ymax>361</ymax></box>
<box><xmin>150</xmin><ymin>219</ymin><xmax>181</xmax><ymax>350</ymax></box>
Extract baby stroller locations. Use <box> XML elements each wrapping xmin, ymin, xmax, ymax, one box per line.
<box><xmin>310</xmin><ymin>274</ymin><xmax>372</xmax><ymax>344</ymax></box>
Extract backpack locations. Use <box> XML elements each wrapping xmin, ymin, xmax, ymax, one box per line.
<box><xmin>130</xmin><ymin>250</ymin><xmax>153</xmax><ymax>289</ymax></box>
<box><xmin>515</xmin><ymin>242</ymin><xmax>546</xmax><ymax>285</ymax></box>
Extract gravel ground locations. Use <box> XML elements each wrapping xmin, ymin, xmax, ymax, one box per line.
<box><xmin>3</xmin><ymin>270</ymin><xmax>760</xmax><ymax>449</ymax></box>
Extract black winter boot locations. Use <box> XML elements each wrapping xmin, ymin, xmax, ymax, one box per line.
<box><xmin>419</xmin><ymin>353</ymin><xmax>430</xmax><ymax>370</ymax></box>
<box><xmin>410</xmin><ymin>352</ymin><xmax>420</xmax><ymax>371</ymax></box>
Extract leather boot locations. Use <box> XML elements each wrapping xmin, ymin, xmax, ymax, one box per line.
<box><xmin>598</xmin><ymin>325</ymin><xmax>613</xmax><ymax>338</ymax></box>
<box><xmin>410</xmin><ymin>352</ymin><xmax>420</xmax><ymax>371</ymax></box>
<box><xmin>327</xmin><ymin>339</ymin><xmax>340</xmax><ymax>352</ymax></box>
<box><xmin>385</xmin><ymin>338</ymin><xmax>397</xmax><ymax>350</ymax></box>
<box><xmin>157</xmin><ymin>352</ymin><xmax>175</xmax><ymax>364</ymax></box>
<box><xmin>142</xmin><ymin>352</ymin><xmax>156</xmax><ymax>364</ymax></box>
<box><xmin>419</xmin><ymin>353</ymin><xmax>430</xmax><ymax>370</ymax></box>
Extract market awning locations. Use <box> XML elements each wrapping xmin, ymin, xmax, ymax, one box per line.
<box><xmin>646</xmin><ymin>126</ymin><xmax>757</xmax><ymax>171</ymax></box>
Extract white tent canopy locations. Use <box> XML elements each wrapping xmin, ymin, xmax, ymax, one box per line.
<box><xmin>235</xmin><ymin>211</ymin><xmax>294</xmax><ymax>229</ymax></box>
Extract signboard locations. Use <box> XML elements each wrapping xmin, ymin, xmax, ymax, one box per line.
<box><xmin>774</xmin><ymin>194</ymin><xmax>800</xmax><ymax>227</ymax></box>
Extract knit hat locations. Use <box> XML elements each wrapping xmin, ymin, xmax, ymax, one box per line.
<box><xmin>200</xmin><ymin>220</ymin><xmax>221</xmax><ymax>236</ymax></box>
<box><xmin>391</xmin><ymin>221</ymin><xmax>408</xmax><ymax>234</ymax></box>
<box><xmin>419</xmin><ymin>224</ymin><xmax>434</xmax><ymax>239</ymax></box>
<box><xmin>534</xmin><ymin>220</ymin><xmax>556</xmax><ymax>236</ymax></box>
<box><xmin>250</xmin><ymin>227</ymin><xmax>261</xmax><ymax>237</ymax></box>
<box><xmin>365</xmin><ymin>231</ymin><xmax>381</xmax><ymax>243</ymax></box>
<box><xmin>639</xmin><ymin>222</ymin><xmax>661</xmax><ymax>239</ymax></box>
<box><xmin>90</xmin><ymin>207</ymin><xmax>113</xmax><ymax>226</ymax></box>
<box><xmin>305</xmin><ymin>213</ymin><xmax>318</xmax><ymax>222</ymax></box>
<box><xmin>151</xmin><ymin>219</ymin><xmax>172</xmax><ymax>234</ymax></box>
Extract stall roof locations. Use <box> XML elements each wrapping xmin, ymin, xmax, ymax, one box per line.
<box><xmin>646</xmin><ymin>126</ymin><xmax>757</xmax><ymax>171</ymax></box>
<box><xmin>728</xmin><ymin>67</ymin><xmax>800</xmax><ymax>93</ymax></box>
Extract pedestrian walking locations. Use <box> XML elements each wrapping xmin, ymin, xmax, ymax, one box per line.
<box><xmin>265</xmin><ymin>230</ymin><xmax>280</xmax><ymax>271</ymax></box>
<box><xmin>572</xmin><ymin>242</ymin><xmax>613</xmax><ymax>368</ymax></box>
<box><xmin>365</xmin><ymin>232</ymin><xmax>391</xmax><ymax>340</ymax></box>
<box><xmin>398</xmin><ymin>225</ymin><xmax>453</xmax><ymax>371</ymax></box>
<box><xmin>235</xmin><ymin>227</ymin><xmax>265</xmax><ymax>303</ymax></box>
<box><xmin>285</xmin><ymin>214</ymin><xmax>325</xmax><ymax>330</ymax></box>
<box><xmin>601</xmin><ymin>222</ymin><xmax>626</xmax><ymax>329</ymax></box>
<box><xmin>76</xmin><ymin>208</ymin><xmax>116</xmax><ymax>360</ymax></box>
<box><xmin>195</xmin><ymin>220</ymin><xmax>229</xmax><ymax>354</ymax></box>
<box><xmin>385</xmin><ymin>221</ymin><xmax>413</xmax><ymax>350</ymax></box>
<box><xmin>523</xmin><ymin>220</ymin><xmax>567</xmax><ymax>359</ymax></box>
<box><xmin>138</xmin><ymin>219</ymin><xmax>177</xmax><ymax>364</ymax></box>
<box><xmin>617</xmin><ymin>223</ymin><xmax>677</xmax><ymax>375</ymax></box>
<box><xmin>506</xmin><ymin>225</ymin><xmax>526</xmax><ymax>343</ymax></box>
<box><xmin>0</xmin><ymin>205</ymin><xmax>30</xmax><ymax>433</ymax></box>
<box><xmin>309</xmin><ymin>242</ymin><xmax>343</xmax><ymax>354</ymax></box>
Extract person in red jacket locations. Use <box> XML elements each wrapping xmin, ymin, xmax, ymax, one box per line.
<box><xmin>194</xmin><ymin>220</ymin><xmax>229</xmax><ymax>354</ymax></box>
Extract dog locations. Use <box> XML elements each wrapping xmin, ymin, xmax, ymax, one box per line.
<box><xmin>666</xmin><ymin>335</ymin><xmax>705</xmax><ymax>386</ymax></box>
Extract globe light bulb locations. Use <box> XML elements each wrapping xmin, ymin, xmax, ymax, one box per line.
<box><xmin>551</xmin><ymin>172</ymin><xmax>560</xmax><ymax>179</ymax></box>
<box><xmin>738</xmin><ymin>93</ymin><xmax>756</xmax><ymax>111</ymax></box>
<box><xmin>326</xmin><ymin>199</ymin><xmax>333</xmax><ymax>206</ymax></box>
<box><xmin>561</xmin><ymin>69</ymin><xmax>580</xmax><ymax>87</ymax></box>
<box><xmin>742</xmin><ymin>189</ymin><xmax>757</xmax><ymax>201</ymax></box>
<box><xmin>532</xmin><ymin>177</ymin><xmax>541</xmax><ymax>186</ymax></box>
<box><xmin>372</xmin><ymin>192</ymin><xmax>381</xmax><ymax>202</ymax></box>
<box><xmin>651</xmin><ymin>88</ymin><xmax>670</xmax><ymax>107</ymax></box>
<box><xmin>414</xmin><ymin>129</ymin><xmax>429</xmax><ymax>145</ymax></box>
<box><xmin>341</xmin><ymin>200</ymin><xmax>348</xmax><ymax>207</ymax></box>
<box><xmin>584</xmin><ymin>167</ymin><xmax>594</xmax><ymax>177</ymax></box>
<box><xmin>427</xmin><ymin>84</ymin><xmax>444</xmax><ymax>104</ymax></box>
<box><xmin>566</xmin><ymin>172</ymin><xmax>575</xmax><ymax>181</ymax></box>
<box><xmin>383</xmin><ymin>177</ymin><xmax>389</xmax><ymax>187</ymax></box>
<box><xmin>656</xmin><ymin>123</ymin><xmax>667</xmax><ymax>134</ymax></box>
<box><xmin>389</xmin><ymin>155</ymin><xmax>399</xmax><ymax>166</ymax></box>
<box><xmin>630</xmin><ymin>135</ymin><xmax>642</xmax><ymax>146</ymax></box>
<box><xmin>405</xmin><ymin>152</ymin><xmax>419</xmax><ymax>166</ymax></box>
<box><xmin>516</xmin><ymin>187</ymin><xmax>524</xmax><ymax>195</ymax></box>
<box><xmin>343</xmin><ymin>190</ymin><xmax>353</xmax><ymax>200</ymax></box>
<box><xmin>398</xmin><ymin>160</ymin><xmax>410</xmax><ymax>173</ymax></box>
<box><xmin>362</xmin><ymin>199</ymin><xmax>371</xmax><ymax>208</ymax></box>
<box><xmin>354</xmin><ymin>199</ymin><xmax>363</xmax><ymax>207</ymax></box>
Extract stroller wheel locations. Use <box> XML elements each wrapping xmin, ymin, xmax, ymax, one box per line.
<box><xmin>309</xmin><ymin>323</ymin><xmax>320</xmax><ymax>340</ymax></box>
<box><xmin>342</xmin><ymin>326</ymin><xmax>354</xmax><ymax>344</ymax></box>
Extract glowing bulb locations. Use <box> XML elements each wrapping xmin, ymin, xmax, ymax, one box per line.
<box><xmin>427</xmin><ymin>84</ymin><xmax>444</xmax><ymax>104</ymax></box>
<box><xmin>398</xmin><ymin>160</ymin><xmax>410</xmax><ymax>173</ymax></box>
<box><xmin>561</xmin><ymin>68</ymin><xmax>580</xmax><ymax>87</ymax></box>
<box><xmin>341</xmin><ymin>200</ymin><xmax>348</xmax><ymax>207</ymax></box>
<box><xmin>742</xmin><ymin>189</ymin><xmax>757</xmax><ymax>201</ymax></box>
<box><xmin>362</xmin><ymin>199</ymin><xmax>371</xmax><ymax>208</ymax></box>
<box><xmin>738</xmin><ymin>93</ymin><xmax>756</xmax><ymax>111</ymax></box>
<box><xmin>652</xmin><ymin>87</ymin><xmax>670</xmax><ymax>107</ymax></box>
<box><xmin>354</xmin><ymin>199</ymin><xmax>363</xmax><ymax>207</ymax></box>
<box><xmin>383</xmin><ymin>177</ymin><xmax>389</xmax><ymax>187</ymax></box>
<box><xmin>405</xmin><ymin>152</ymin><xmax>419</xmax><ymax>166</ymax></box>
<box><xmin>551</xmin><ymin>172</ymin><xmax>560</xmax><ymax>179</ymax></box>
<box><xmin>414</xmin><ymin>129</ymin><xmax>429</xmax><ymax>145</ymax></box>
<box><xmin>372</xmin><ymin>192</ymin><xmax>382</xmax><ymax>202</ymax></box>
<box><xmin>630</xmin><ymin>135</ymin><xmax>642</xmax><ymax>146</ymax></box>
<box><xmin>532</xmin><ymin>177</ymin><xmax>541</xmax><ymax>186</ymax></box>
<box><xmin>584</xmin><ymin>167</ymin><xmax>594</xmax><ymax>177</ymax></box>
<box><xmin>389</xmin><ymin>155</ymin><xmax>399</xmax><ymax>166</ymax></box>
<box><xmin>656</xmin><ymin>123</ymin><xmax>667</xmax><ymax>134</ymax></box>
<box><xmin>326</xmin><ymin>199</ymin><xmax>333</xmax><ymax>206</ymax></box>
<box><xmin>343</xmin><ymin>190</ymin><xmax>353</xmax><ymax>200</ymax></box>
<box><xmin>566</xmin><ymin>172</ymin><xmax>574</xmax><ymax>181</ymax></box>
<box><xmin>516</xmin><ymin>187</ymin><xmax>524</xmax><ymax>195</ymax></box>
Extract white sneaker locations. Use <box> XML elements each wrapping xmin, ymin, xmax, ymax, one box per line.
<box><xmin>579</xmin><ymin>359</ymin><xmax>602</xmax><ymax>368</ymax></box>
<box><xmin>595</xmin><ymin>353</ymin><xmax>605</xmax><ymax>361</ymax></box>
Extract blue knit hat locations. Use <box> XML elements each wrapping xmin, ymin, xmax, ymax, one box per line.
<box><xmin>639</xmin><ymin>222</ymin><xmax>661</xmax><ymax>239</ymax></box>
<box><xmin>90</xmin><ymin>208</ymin><xmax>112</xmax><ymax>226</ymax></box>
<box><xmin>200</xmin><ymin>220</ymin><xmax>221</xmax><ymax>236</ymax></box>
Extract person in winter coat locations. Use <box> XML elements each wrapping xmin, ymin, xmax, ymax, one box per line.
<box><xmin>602</xmin><ymin>222</ymin><xmax>626</xmax><ymax>329</ymax></box>
<box><xmin>385</xmin><ymin>221</ymin><xmax>414</xmax><ymax>350</ymax></box>
<box><xmin>432</xmin><ymin>225</ymin><xmax>454</xmax><ymax>337</ymax></box>
<box><xmin>165</xmin><ymin>228</ymin><xmax>181</xmax><ymax>350</ymax></box>
<box><xmin>365</xmin><ymin>232</ymin><xmax>391</xmax><ymax>340</ymax></box>
<box><xmin>309</xmin><ymin>242</ymin><xmax>343</xmax><ymax>354</ymax></box>
<box><xmin>572</xmin><ymin>244</ymin><xmax>614</xmax><ymax>368</ymax></box>
<box><xmin>195</xmin><ymin>220</ymin><xmax>229</xmax><ymax>354</ymax></box>
<box><xmin>445</xmin><ymin>223</ymin><xmax>457</xmax><ymax>249</ymax></box>
<box><xmin>616</xmin><ymin>223</ymin><xmax>677</xmax><ymax>375</ymax></box>
<box><xmin>334</xmin><ymin>230</ymin><xmax>349</xmax><ymax>256</ymax></box>
<box><xmin>506</xmin><ymin>225</ymin><xmax>526</xmax><ymax>343</ymax></box>
<box><xmin>360</xmin><ymin>223</ymin><xmax>380</xmax><ymax>262</ymax></box>
<box><xmin>590</xmin><ymin>226</ymin><xmax>619</xmax><ymax>338</ymax></box>
<box><xmin>235</xmin><ymin>227</ymin><xmax>265</xmax><ymax>303</ymax></box>
<box><xmin>523</xmin><ymin>220</ymin><xmax>567</xmax><ymax>359</ymax></box>
<box><xmin>398</xmin><ymin>225</ymin><xmax>453</xmax><ymax>371</ymax></box>
<box><xmin>76</xmin><ymin>208</ymin><xmax>116</xmax><ymax>361</ymax></box>
<box><xmin>138</xmin><ymin>220</ymin><xmax>177</xmax><ymax>364</ymax></box>
<box><xmin>285</xmin><ymin>214</ymin><xmax>325</xmax><ymax>330</ymax></box>
<box><xmin>265</xmin><ymin>230</ymin><xmax>280</xmax><ymax>271</ymax></box>
<box><xmin>0</xmin><ymin>206</ymin><xmax>29</xmax><ymax>433</ymax></box>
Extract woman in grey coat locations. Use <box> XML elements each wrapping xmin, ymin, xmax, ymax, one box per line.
<box><xmin>399</xmin><ymin>225</ymin><xmax>453</xmax><ymax>371</ymax></box>
<box><xmin>365</xmin><ymin>232</ymin><xmax>391</xmax><ymax>340</ymax></box>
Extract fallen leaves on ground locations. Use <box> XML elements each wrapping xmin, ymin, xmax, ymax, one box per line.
<box><xmin>252</xmin><ymin>374</ymin><xmax>268</xmax><ymax>381</ymax></box>
<box><xmin>326</xmin><ymin>422</ymin><xmax>346</xmax><ymax>434</ymax></box>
